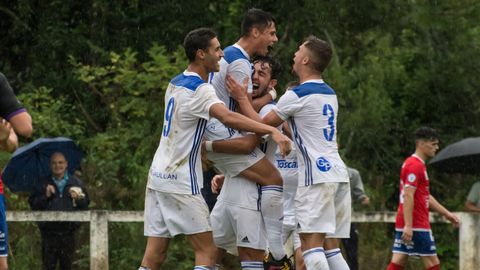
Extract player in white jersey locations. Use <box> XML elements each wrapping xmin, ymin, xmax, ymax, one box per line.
<box><xmin>203</xmin><ymin>9</ymin><xmax>291</xmax><ymax>267</ymax></box>
<box><xmin>227</xmin><ymin>36</ymin><xmax>352</xmax><ymax>270</ymax></box>
<box><xmin>207</xmin><ymin>55</ymin><xmax>293</xmax><ymax>270</ymax></box>
<box><xmin>138</xmin><ymin>28</ymin><xmax>290</xmax><ymax>270</ymax></box>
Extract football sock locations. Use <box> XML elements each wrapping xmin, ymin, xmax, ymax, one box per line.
<box><xmin>194</xmin><ymin>266</ymin><xmax>212</xmax><ymax>270</ymax></box>
<box><xmin>138</xmin><ymin>267</ymin><xmax>150</xmax><ymax>270</ymax></box>
<box><xmin>241</xmin><ymin>261</ymin><xmax>264</xmax><ymax>269</ymax></box>
<box><xmin>386</xmin><ymin>262</ymin><xmax>404</xmax><ymax>270</ymax></box>
<box><xmin>427</xmin><ymin>265</ymin><xmax>440</xmax><ymax>270</ymax></box>
<box><xmin>302</xmin><ymin>247</ymin><xmax>329</xmax><ymax>270</ymax></box>
<box><xmin>261</xmin><ymin>185</ymin><xmax>286</xmax><ymax>260</ymax></box>
<box><xmin>325</xmin><ymin>248</ymin><xmax>350</xmax><ymax>270</ymax></box>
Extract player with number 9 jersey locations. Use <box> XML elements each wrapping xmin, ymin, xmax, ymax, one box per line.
<box><xmin>147</xmin><ymin>71</ymin><xmax>223</xmax><ymax>195</ymax></box>
<box><xmin>395</xmin><ymin>154</ymin><xmax>431</xmax><ymax>230</ymax></box>
<box><xmin>274</xmin><ymin>80</ymin><xmax>349</xmax><ymax>187</ymax></box>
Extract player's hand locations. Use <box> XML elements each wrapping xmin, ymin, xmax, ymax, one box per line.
<box><xmin>45</xmin><ymin>184</ymin><xmax>56</xmax><ymax>198</ymax></box>
<box><xmin>272</xmin><ymin>130</ymin><xmax>291</xmax><ymax>157</ymax></box>
<box><xmin>226</xmin><ymin>74</ymin><xmax>248</xmax><ymax>102</ymax></box>
<box><xmin>401</xmin><ymin>226</ymin><xmax>413</xmax><ymax>245</ymax></box>
<box><xmin>361</xmin><ymin>196</ymin><xmax>370</xmax><ymax>206</ymax></box>
<box><xmin>0</xmin><ymin>118</ymin><xmax>12</xmax><ymax>142</ymax></box>
<box><xmin>211</xmin><ymin>174</ymin><xmax>225</xmax><ymax>194</ymax></box>
<box><xmin>446</xmin><ymin>212</ymin><xmax>460</xmax><ymax>228</ymax></box>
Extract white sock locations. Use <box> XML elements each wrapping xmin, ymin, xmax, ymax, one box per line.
<box><xmin>261</xmin><ymin>185</ymin><xmax>286</xmax><ymax>260</ymax></box>
<box><xmin>325</xmin><ymin>248</ymin><xmax>349</xmax><ymax>270</ymax></box>
<box><xmin>241</xmin><ymin>261</ymin><xmax>263</xmax><ymax>269</ymax></box>
<box><xmin>302</xmin><ymin>247</ymin><xmax>329</xmax><ymax>270</ymax></box>
<box><xmin>138</xmin><ymin>267</ymin><xmax>150</xmax><ymax>270</ymax></box>
<box><xmin>194</xmin><ymin>266</ymin><xmax>212</xmax><ymax>270</ymax></box>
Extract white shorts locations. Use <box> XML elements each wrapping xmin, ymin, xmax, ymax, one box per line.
<box><xmin>295</xmin><ymin>182</ymin><xmax>351</xmax><ymax>238</ymax></box>
<box><xmin>207</xmin><ymin>147</ymin><xmax>264</xmax><ymax>178</ymax></box>
<box><xmin>144</xmin><ymin>188</ymin><xmax>211</xmax><ymax>237</ymax></box>
<box><xmin>210</xmin><ymin>202</ymin><xmax>267</xmax><ymax>255</ymax></box>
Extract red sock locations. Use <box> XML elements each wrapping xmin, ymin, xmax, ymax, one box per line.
<box><xmin>427</xmin><ymin>265</ymin><xmax>440</xmax><ymax>270</ymax></box>
<box><xmin>386</xmin><ymin>262</ymin><xmax>404</xmax><ymax>270</ymax></box>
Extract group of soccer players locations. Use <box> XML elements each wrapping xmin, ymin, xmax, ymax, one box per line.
<box><xmin>139</xmin><ymin>8</ymin><xmax>350</xmax><ymax>270</ymax></box>
<box><xmin>138</xmin><ymin>7</ymin><xmax>461</xmax><ymax>270</ymax></box>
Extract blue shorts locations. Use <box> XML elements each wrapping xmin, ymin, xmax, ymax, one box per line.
<box><xmin>392</xmin><ymin>229</ymin><xmax>436</xmax><ymax>256</ymax></box>
<box><xmin>0</xmin><ymin>195</ymin><xmax>7</xmax><ymax>257</ymax></box>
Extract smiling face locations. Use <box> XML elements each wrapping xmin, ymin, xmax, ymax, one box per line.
<box><xmin>50</xmin><ymin>152</ymin><xmax>68</xmax><ymax>179</ymax></box>
<box><xmin>254</xmin><ymin>22</ymin><xmax>278</xmax><ymax>56</ymax></box>
<box><xmin>252</xmin><ymin>61</ymin><xmax>274</xmax><ymax>98</ymax></box>
<box><xmin>203</xmin><ymin>37</ymin><xmax>224</xmax><ymax>73</ymax></box>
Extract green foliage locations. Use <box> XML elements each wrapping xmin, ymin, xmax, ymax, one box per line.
<box><xmin>2</xmin><ymin>0</ymin><xmax>480</xmax><ymax>268</ymax></box>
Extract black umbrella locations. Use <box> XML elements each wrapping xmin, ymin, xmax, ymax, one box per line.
<box><xmin>1</xmin><ymin>137</ymin><xmax>84</xmax><ymax>192</ymax></box>
<box><xmin>429</xmin><ymin>137</ymin><xmax>480</xmax><ymax>174</ymax></box>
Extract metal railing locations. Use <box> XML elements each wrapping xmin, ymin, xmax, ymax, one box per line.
<box><xmin>6</xmin><ymin>211</ymin><xmax>480</xmax><ymax>270</ymax></box>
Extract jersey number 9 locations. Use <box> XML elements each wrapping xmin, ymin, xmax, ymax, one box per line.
<box><xmin>163</xmin><ymin>97</ymin><xmax>175</xmax><ymax>137</ymax></box>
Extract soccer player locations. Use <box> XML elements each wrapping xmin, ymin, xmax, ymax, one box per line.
<box><xmin>227</xmin><ymin>35</ymin><xmax>352</xmax><ymax>270</ymax></box>
<box><xmin>386</xmin><ymin>127</ymin><xmax>460</xmax><ymax>270</ymax></box>
<box><xmin>207</xmin><ymin>55</ymin><xmax>292</xmax><ymax>269</ymax></box>
<box><xmin>138</xmin><ymin>28</ymin><xmax>290</xmax><ymax>270</ymax></box>
<box><xmin>204</xmin><ymin>8</ymin><xmax>289</xmax><ymax>265</ymax></box>
<box><xmin>0</xmin><ymin>121</ymin><xmax>18</xmax><ymax>270</ymax></box>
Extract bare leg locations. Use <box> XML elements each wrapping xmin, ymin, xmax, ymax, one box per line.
<box><xmin>140</xmin><ymin>236</ymin><xmax>170</xmax><ymax>270</ymax></box>
<box><xmin>186</xmin><ymin>231</ymin><xmax>217</xmax><ymax>267</ymax></box>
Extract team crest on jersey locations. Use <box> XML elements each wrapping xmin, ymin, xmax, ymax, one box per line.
<box><xmin>407</xmin><ymin>173</ymin><xmax>416</xmax><ymax>183</ymax></box>
<box><xmin>316</xmin><ymin>157</ymin><xmax>331</xmax><ymax>172</ymax></box>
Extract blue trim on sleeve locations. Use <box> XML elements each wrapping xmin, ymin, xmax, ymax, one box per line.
<box><xmin>292</xmin><ymin>82</ymin><xmax>335</xmax><ymax>97</ymax></box>
<box><xmin>223</xmin><ymin>46</ymin><xmax>249</xmax><ymax>64</ymax></box>
<box><xmin>170</xmin><ymin>74</ymin><xmax>205</xmax><ymax>91</ymax></box>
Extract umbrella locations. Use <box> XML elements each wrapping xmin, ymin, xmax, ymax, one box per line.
<box><xmin>1</xmin><ymin>137</ymin><xmax>84</xmax><ymax>192</ymax></box>
<box><xmin>429</xmin><ymin>137</ymin><xmax>480</xmax><ymax>174</ymax></box>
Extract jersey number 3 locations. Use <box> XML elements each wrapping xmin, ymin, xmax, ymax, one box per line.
<box><xmin>322</xmin><ymin>104</ymin><xmax>335</xmax><ymax>141</ymax></box>
<box><xmin>163</xmin><ymin>97</ymin><xmax>175</xmax><ymax>137</ymax></box>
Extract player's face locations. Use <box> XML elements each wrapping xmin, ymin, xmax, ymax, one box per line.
<box><xmin>256</xmin><ymin>23</ymin><xmax>278</xmax><ymax>56</ymax></box>
<box><xmin>252</xmin><ymin>61</ymin><xmax>273</xmax><ymax>98</ymax></box>
<box><xmin>421</xmin><ymin>139</ymin><xmax>440</xmax><ymax>158</ymax></box>
<box><xmin>205</xmin><ymin>37</ymin><xmax>224</xmax><ymax>72</ymax></box>
<box><xmin>292</xmin><ymin>42</ymin><xmax>309</xmax><ymax>76</ymax></box>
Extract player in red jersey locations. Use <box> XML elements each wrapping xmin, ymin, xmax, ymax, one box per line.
<box><xmin>386</xmin><ymin>127</ymin><xmax>460</xmax><ymax>270</ymax></box>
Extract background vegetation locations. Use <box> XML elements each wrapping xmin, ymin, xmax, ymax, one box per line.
<box><xmin>1</xmin><ymin>0</ymin><xmax>479</xmax><ymax>269</ymax></box>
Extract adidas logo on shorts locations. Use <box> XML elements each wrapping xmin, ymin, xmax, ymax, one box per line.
<box><xmin>241</xmin><ymin>236</ymin><xmax>250</xmax><ymax>243</ymax></box>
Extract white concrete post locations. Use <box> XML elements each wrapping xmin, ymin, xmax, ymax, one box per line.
<box><xmin>459</xmin><ymin>212</ymin><xmax>480</xmax><ymax>270</ymax></box>
<box><xmin>90</xmin><ymin>210</ymin><xmax>109</xmax><ymax>270</ymax></box>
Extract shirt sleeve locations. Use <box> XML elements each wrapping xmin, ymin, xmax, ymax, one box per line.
<box><xmin>189</xmin><ymin>83</ymin><xmax>224</xmax><ymax>120</ymax></box>
<box><xmin>0</xmin><ymin>72</ymin><xmax>26</xmax><ymax>120</ymax></box>
<box><xmin>348</xmin><ymin>168</ymin><xmax>367</xmax><ymax>203</ymax></box>
<box><xmin>402</xmin><ymin>163</ymin><xmax>423</xmax><ymax>189</ymax></box>
<box><xmin>227</xmin><ymin>59</ymin><xmax>253</xmax><ymax>93</ymax></box>
<box><xmin>467</xmin><ymin>182</ymin><xmax>480</xmax><ymax>204</ymax></box>
<box><xmin>274</xmin><ymin>91</ymin><xmax>302</xmax><ymax>120</ymax></box>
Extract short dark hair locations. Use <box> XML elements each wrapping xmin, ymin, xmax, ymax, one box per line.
<box><xmin>414</xmin><ymin>126</ymin><xmax>439</xmax><ymax>142</ymax></box>
<box><xmin>241</xmin><ymin>8</ymin><xmax>276</xmax><ymax>37</ymax></box>
<box><xmin>183</xmin><ymin>28</ymin><xmax>217</xmax><ymax>62</ymax></box>
<box><xmin>252</xmin><ymin>55</ymin><xmax>283</xmax><ymax>80</ymax></box>
<box><xmin>303</xmin><ymin>35</ymin><xmax>332</xmax><ymax>73</ymax></box>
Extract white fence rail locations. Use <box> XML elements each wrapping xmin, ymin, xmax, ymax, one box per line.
<box><xmin>6</xmin><ymin>211</ymin><xmax>480</xmax><ymax>270</ymax></box>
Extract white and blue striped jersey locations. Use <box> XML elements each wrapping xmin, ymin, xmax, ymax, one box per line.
<box><xmin>205</xmin><ymin>44</ymin><xmax>253</xmax><ymax>141</ymax></box>
<box><xmin>274</xmin><ymin>80</ymin><xmax>348</xmax><ymax>186</ymax></box>
<box><xmin>147</xmin><ymin>71</ymin><xmax>223</xmax><ymax>195</ymax></box>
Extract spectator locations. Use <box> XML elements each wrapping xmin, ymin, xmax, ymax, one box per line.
<box><xmin>342</xmin><ymin>167</ymin><xmax>370</xmax><ymax>270</ymax></box>
<box><xmin>29</xmin><ymin>152</ymin><xmax>89</xmax><ymax>270</ymax></box>
<box><xmin>465</xmin><ymin>182</ymin><xmax>480</xmax><ymax>212</ymax></box>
